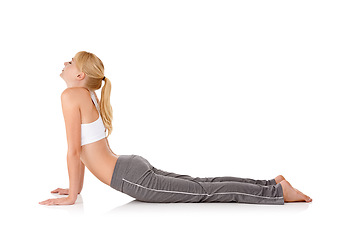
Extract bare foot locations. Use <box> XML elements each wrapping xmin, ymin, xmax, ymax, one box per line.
<box><xmin>280</xmin><ymin>180</ymin><xmax>312</xmax><ymax>203</ymax></box>
<box><xmin>275</xmin><ymin>175</ymin><xmax>286</xmax><ymax>184</ymax></box>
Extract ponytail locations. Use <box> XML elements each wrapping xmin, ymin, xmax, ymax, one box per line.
<box><xmin>100</xmin><ymin>77</ymin><xmax>113</xmax><ymax>137</ymax></box>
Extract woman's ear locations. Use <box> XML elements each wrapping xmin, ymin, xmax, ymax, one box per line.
<box><xmin>77</xmin><ymin>72</ymin><xmax>86</xmax><ymax>81</ymax></box>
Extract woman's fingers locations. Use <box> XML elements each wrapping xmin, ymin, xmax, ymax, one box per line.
<box><xmin>59</xmin><ymin>189</ymin><xmax>69</xmax><ymax>195</ymax></box>
<box><xmin>39</xmin><ymin>199</ymin><xmax>52</xmax><ymax>205</ymax></box>
<box><xmin>51</xmin><ymin>188</ymin><xmax>69</xmax><ymax>195</ymax></box>
<box><xmin>39</xmin><ymin>197</ymin><xmax>75</xmax><ymax>206</ymax></box>
<box><xmin>40</xmin><ymin>198</ymin><xmax>58</xmax><ymax>205</ymax></box>
<box><xmin>51</xmin><ymin>188</ymin><xmax>61</xmax><ymax>193</ymax></box>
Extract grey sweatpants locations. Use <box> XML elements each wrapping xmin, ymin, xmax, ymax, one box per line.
<box><xmin>110</xmin><ymin>155</ymin><xmax>284</xmax><ymax>205</ymax></box>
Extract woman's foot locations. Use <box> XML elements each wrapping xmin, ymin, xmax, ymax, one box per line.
<box><xmin>280</xmin><ymin>180</ymin><xmax>312</xmax><ymax>203</ymax></box>
<box><xmin>275</xmin><ymin>175</ymin><xmax>286</xmax><ymax>184</ymax></box>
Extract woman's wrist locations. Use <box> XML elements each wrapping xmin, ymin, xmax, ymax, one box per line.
<box><xmin>67</xmin><ymin>194</ymin><xmax>78</xmax><ymax>202</ymax></box>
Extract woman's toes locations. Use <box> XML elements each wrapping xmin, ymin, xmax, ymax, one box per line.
<box><xmin>281</xmin><ymin>180</ymin><xmax>311</xmax><ymax>203</ymax></box>
<box><xmin>275</xmin><ymin>175</ymin><xmax>286</xmax><ymax>184</ymax></box>
<box><xmin>294</xmin><ymin>188</ymin><xmax>312</xmax><ymax>202</ymax></box>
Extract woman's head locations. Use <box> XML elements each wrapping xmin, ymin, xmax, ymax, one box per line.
<box><xmin>60</xmin><ymin>51</ymin><xmax>113</xmax><ymax>137</ymax></box>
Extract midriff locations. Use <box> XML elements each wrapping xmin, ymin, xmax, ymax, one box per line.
<box><xmin>80</xmin><ymin>138</ymin><xmax>120</xmax><ymax>185</ymax></box>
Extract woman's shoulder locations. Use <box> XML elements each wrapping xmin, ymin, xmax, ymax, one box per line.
<box><xmin>61</xmin><ymin>87</ymin><xmax>91</xmax><ymax>98</ymax></box>
<box><xmin>62</xmin><ymin>87</ymin><xmax>90</xmax><ymax>95</ymax></box>
<box><xmin>61</xmin><ymin>87</ymin><xmax>90</xmax><ymax>105</ymax></box>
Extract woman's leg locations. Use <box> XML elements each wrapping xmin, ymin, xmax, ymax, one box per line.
<box><xmin>151</xmin><ymin>167</ymin><xmax>311</xmax><ymax>203</ymax></box>
<box><xmin>111</xmin><ymin>155</ymin><xmax>284</xmax><ymax>204</ymax></box>
<box><xmin>152</xmin><ymin>167</ymin><xmax>277</xmax><ymax>186</ymax></box>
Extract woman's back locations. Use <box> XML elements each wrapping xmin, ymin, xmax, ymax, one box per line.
<box><xmin>75</xmin><ymin>87</ymin><xmax>120</xmax><ymax>185</ymax></box>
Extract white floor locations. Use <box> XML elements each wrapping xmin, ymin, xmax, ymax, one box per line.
<box><xmin>2</xmin><ymin>179</ymin><xmax>337</xmax><ymax>240</ymax></box>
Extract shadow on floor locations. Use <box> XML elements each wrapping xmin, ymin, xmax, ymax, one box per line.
<box><xmin>107</xmin><ymin>199</ymin><xmax>311</xmax><ymax>215</ymax></box>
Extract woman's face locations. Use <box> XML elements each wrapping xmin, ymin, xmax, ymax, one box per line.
<box><xmin>59</xmin><ymin>58</ymin><xmax>82</xmax><ymax>83</ymax></box>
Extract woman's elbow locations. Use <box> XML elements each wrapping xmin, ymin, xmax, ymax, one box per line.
<box><xmin>67</xmin><ymin>150</ymin><xmax>81</xmax><ymax>159</ymax></box>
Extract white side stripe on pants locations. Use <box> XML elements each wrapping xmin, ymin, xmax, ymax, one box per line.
<box><xmin>122</xmin><ymin>178</ymin><xmax>283</xmax><ymax>200</ymax></box>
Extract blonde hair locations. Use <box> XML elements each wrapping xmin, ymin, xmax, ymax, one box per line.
<box><xmin>74</xmin><ymin>51</ymin><xmax>113</xmax><ymax>137</ymax></box>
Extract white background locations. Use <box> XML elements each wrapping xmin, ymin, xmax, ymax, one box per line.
<box><xmin>1</xmin><ymin>0</ymin><xmax>340</xmax><ymax>239</ymax></box>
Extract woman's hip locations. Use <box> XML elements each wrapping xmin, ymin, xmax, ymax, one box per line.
<box><xmin>109</xmin><ymin>154</ymin><xmax>206</xmax><ymax>203</ymax></box>
<box><xmin>110</xmin><ymin>154</ymin><xmax>154</xmax><ymax>192</ymax></box>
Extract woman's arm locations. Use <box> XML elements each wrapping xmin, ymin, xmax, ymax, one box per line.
<box><xmin>78</xmin><ymin>161</ymin><xmax>85</xmax><ymax>193</ymax></box>
<box><xmin>40</xmin><ymin>88</ymin><xmax>83</xmax><ymax>206</ymax></box>
<box><xmin>67</xmin><ymin>153</ymin><xmax>81</xmax><ymax>201</ymax></box>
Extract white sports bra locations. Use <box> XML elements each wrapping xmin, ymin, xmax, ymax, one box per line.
<box><xmin>81</xmin><ymin>90</ymin><xmax>106</xmax><ymax>146</ymax></box>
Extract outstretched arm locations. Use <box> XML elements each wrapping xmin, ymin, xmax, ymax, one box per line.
<box><xmin>40</xmin><ymin>88</ymin><xmax>83</xmax><ymax>206</ymax></box>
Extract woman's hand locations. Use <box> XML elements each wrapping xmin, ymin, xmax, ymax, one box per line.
<box><xmin>51</xmin><ymin>188</ymin><xmax>69</xmax><ymax>195</ymax></box>
<box><xmin>39</xmin><ymin>196</ymin><xmax>76</xmax><ymax>206</ymax></box>
<box><xmin>51</xmin><ymin>188</ymin><xmax>81</xmax><ymax>195</ymax></box>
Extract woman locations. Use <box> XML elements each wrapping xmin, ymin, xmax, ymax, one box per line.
<box><xmin>39</xmin><ymin>51</ymin><xmax>312</xmax><ymax>206</ymax></box>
